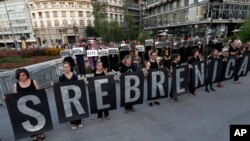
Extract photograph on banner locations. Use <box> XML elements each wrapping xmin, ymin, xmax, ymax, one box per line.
<box><xmin>5</xmin><ymin>89</ymin><xmax>53</xmax><ymax>140</ymax></box>
<box><xmin>120</xmin><ymin>71</ymin><xmax>144</xmax><ymax>107</ymax></box>
<box><xmin>147</xmin><ymin>68</ymin><xmax>169</xmax><ymax>100</ymax></box>
<box><xmin>98</xmin><ymin>49</ymin><xmax>109</xmax><ymax>57</ymax></box>
<box><xmin>236</xmin><ymin>55</ymin><xmax>249</xmax><ymax>77</ymax></box>
<box><xmin>120</xmin><ymin>44</ymin><xmax>131</xmax><ymax>51</ymax></box>
<box><xmin>109</xmin><ymin>48</ymin><xmax>119</xmax><ymax>54</ymax></box>
<box><xmin>135</xmin><ymin>45</ymin><xmax>145</xmax><ymax>52</ymax></box>
<box><xmin>223</xmin><ymin>57</ymin><xmax>237</xmax><ymax>80</ymax></box>
<box><xmin>72</xmin><ymin>48</ymin><xmax>86</xmax><ymax>56</ymax></box>
<box><xmin>53</xmin><ymin>80</ymin><xmax>89</xmax><ymax>123</ymax></box>
<box><xmin>87</xmin><ymin>75</ymin><xmax>117</xmax><ymax>114</ymax></box>
<box><xmin>191</xmin><ymin>60</ymin><xmax>207</xmax><ymax>89</ymax></box>
<box><xmin>206</xmin><ymin>58</ymin><xmax>223</xmax><ymax>84</ymax></box>
<box><xmin>172</xmin><ymin>65</ymin><xmax>189</xmax><ymax>96</ymax></box>
<box><xmin>87</xmin><ymin>50</ymin><xmax>98</xmax><ymax>57</ymax></box>
<box><xmin>145</xmin><ymin>39</ymin><xmax>153</xmax><ymax>47</ymax></box>
<box><xmin>60</xmin><ymin>49</ymin><xmax>72</xmax><ymax>58</ymax></box>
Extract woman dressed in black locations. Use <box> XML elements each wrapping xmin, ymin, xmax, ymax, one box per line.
<box><xmin>120</xmin><ymin>55</ymin><xmax>137</xmax><ymax>112</ymax></box>
<box><xmin>109</xmin><ymin>42</ymin><xmax>119</xmax><ymax>71</ymax></box>
<box><xmin>59</xmin><ymin>62</ymin><xmax>83</xmax><ymax>129</ymax></box>
<box><xmin>99</xmin><ymin>43</ymin><xmax>109</xmax><ymax>73</ymax></box>
<box><xmin>229</xmin><ymin>39</ymin><xmax>241</xmax><ymax>84</ymax></box>
<box><xmin>169</xmin><ymin>54</ymin><xmax>181</xmax><ymax>102</ymax></box>
<box><xmin>217</xmin><ymin>48</ymin><xmax>229</xmax><ymax>88</ymax></box>
<box><xmin>12</xmin><ymin>68</ymin><xmax>45</xmax><ymax>141</ymax></box>
<box><xmin>188</xmin><ymin>49</ymin><xmax>200</xmax><ymax>96</ymax></box>
<box><xmin>162</xmin><ymin>49</ymin><xmax>172</xmax><ymax>70</ymax></box>
<box><xmin>205</xmin><ymin>49</ymin><xmax>218</xmax><ymax>92</ymax></box>
<box><xmin>146</xmin><ymin>51</ymin><xmax>161</xmax><ymax>106</ymax></box>
<box><xmin>94</xmin><ymin>61</ymin><xmax>110</xmax><ymax>122</ymax></box>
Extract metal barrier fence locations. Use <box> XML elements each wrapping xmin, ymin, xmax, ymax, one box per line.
<box><xmin>0</xmin><ymin>58</ymin><xmax>64</xmax><ymax>105</ymax></box>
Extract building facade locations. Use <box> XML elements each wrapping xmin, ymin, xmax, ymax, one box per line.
<box><xmin>0</xmin><ymin>0</ymin><xmax>35</xmax><ymax>48</ymax></box>
<box><xmin>27</xmin><ymin>0</ymin><xmax>94</xmax><ymax>47</ymax></box>
<box><xmin>143</xmin><ymin>0</ymin><xmax>250</xmax><ymax>38</ymax></box>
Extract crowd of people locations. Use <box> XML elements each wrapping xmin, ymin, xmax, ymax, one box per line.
<box><xmin>4</xmin><ymin>37</ymin><xmax>250</xmax><ymax>141</ymax></box>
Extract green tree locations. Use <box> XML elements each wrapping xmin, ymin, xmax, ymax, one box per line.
<box><xmin>238</xmin><ymin>16</ymin><xmax>250</xmax><ymax>43</ymax></box>
<box><xmin>137</xmin><ymin>30</ymin><xmax>151</xmax><ymax>43</ymax></box>
<box><xmin>122</xmin><ymin>0</ymin><xmax>139</xmax><ymax>40</ymax></box>
<box><xmin>85</xmin><ymin>26</ymin><xmax>99</xmax><ymax>37</ymax></box>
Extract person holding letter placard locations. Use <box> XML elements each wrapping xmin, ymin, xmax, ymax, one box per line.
<box><xmin>188</xmin><ymin>49</ymin><xmax>200</xmax><ymax>96</ymax></box>
<box><xmin>162</xmin><ymin>49</ymin><xmax>172</xmax><ymax>70</ymax></box>
<box><xmin>216</xmin><ymin>48</ymin><xmax>229</xmax><ymax>88</ymax></box>
<box><xmin>120</xmin><ymin>55</ymin><xmax>137</xmax><ymax>112</ymax></box>
<box><xmin>12</xmin><ymin>68</ymin><xmax>45</xmax><ymax>141</ymax></box>
<box><xmin>59</xmin><ymin>62</ymin><xmax>83</xmax><ymax>129</ymax></box>
<box><xmin>133</xmin><ymin>51</ymin><xmax>142</xmax><ymax>72</ymax></box>
<box><xmin>169</xmin><ymin>54</ymin><xmax>181</xmax><ymax>102</ymax></box>
<box><xmin>109</xmin><ymin>42</ymin><xmax>119</xmax><ymax>71</ymax></box>
<box><xmin>205</xmin><ymin>49</ymin><xmax>217</xmax><ymax>92</ymax></box>
<box><xmin>94</xmin><ymin>61</ymin><xmax>111</xmax><ymax>122</ymax></box>
<box><xmin>146</xmin><ymin>51</ymin><xmax>161</xmax><ymax>106</ymax></box>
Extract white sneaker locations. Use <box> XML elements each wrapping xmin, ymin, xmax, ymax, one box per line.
<box><xmin>98</xmin><ymin>118</ymin><xmax>103</xmax><ymax>122</ymax></box>
<box><xmin>78</xmin><ymin>123</ymin><xmax>83</xmax><ymax>128</ymax></box>
<box><xmin>105</xmin><ymin>116</ymin><xmax>110</xmax><ymax>120</ymax></box>
<box><xmin>71</xmin><ymin>125</ymin><xmax>77</xmax><ymax>130</ymax></box>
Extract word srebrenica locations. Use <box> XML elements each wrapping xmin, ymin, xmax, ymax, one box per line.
<box><xmin>5</xmin><ymin>55</ymin><xmax>250</xmax><ymax>140</ymax></box>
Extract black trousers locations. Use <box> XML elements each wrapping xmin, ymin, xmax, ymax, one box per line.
<box><xmin>98</xmin><ymin>110</ymin><xmax>109</xmax><ymax>118</ymax></box>
<box><xmin>125</xmin><ymin>104</ymin><xmax>133</xmax><ymax>110</ymax></box>
<box><xmin>70</xmin><ymin>119</ymin><xmax>81</xmax><ymax>125</ymax></box>
<box><xmin>189</xmin><ymin>71</ymin><xmax>196</xmax><ymax>94</ymax></box>
<box><xmin>234</xmin><ymin>60</ymin><xmax>240</xmax><ymax>81</ymax></box>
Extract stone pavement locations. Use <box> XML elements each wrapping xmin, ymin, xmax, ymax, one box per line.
<box><xmin>0</xmin><ymin>74</ymin><xmax>250</xmax><ymax>141</ymax></box>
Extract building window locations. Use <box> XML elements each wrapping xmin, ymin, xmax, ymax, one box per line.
<box><xmin>86</xmin><ymin>11</ymin><xmax>91</xmax><ymax>17</ymax></box>
<box><xmin>110</xmin><ymin>14</ymin><xmax>113</xmax><ymax>19</ymax></box>
<box><xmin>120</xmin><ymin>15</ymin><xmax>122</xmax><ymax>20</ymax></box>
<box><xmin>60</xmin><ymin>2</ymin><xmax>65</xmax><ymax>7</ymax></box>
<box><xmin>40</xmin><ymin>21</ymin><xmax>44</xmax><ymax>27</ymax></box>
<box><xmin>87</xmin><ymin>20</ymin><xmax>91</xmax><ymax>26</ymax></box>
<box><xmin>53</xmin><ymin>11</ymin><xmax>58</xmax><ymax>17</ymax></box>
<box><xmin>69</xmin><ymin>2</ymin><xmax>74</xmax><ymax>8</ymax></box>
<box><xmin>55</xmin><ymin>20</ymin><xmax>59</xmax><ymax>26</ymax></box>
<box><xmin>78</xmin><ymin>2</ymin><xmax>83</xmax><ymax>8</ymax></box>
<box><xmin>43</xmin><ymin>3</ymin><xmax>48</xmax><ymax>8</ymax></box>
<box><xmin>45</xmin><ymin>11</ymin><xmax>50</xmax><ymax>18</ymax></box>
<box><xmin>78</xmin><ymin>11</ymin><xmax>83</xmax><ymax>17</ymax></box>
<box><xmin>34</xmin><ymin>21</ymin><xmax>37</xmax><ymax>27</ymax></box>
<box><xmin>38</xmin><ymin>12</ymin><xmax>42</xmax><ymax>18</ymax></box>
<box><xmin>63</xmin><ymin>20</ymin><xmax>68</xmax><ymax>25</ymax></box>
<box><xmin>115</xmin><ymin>14</ymin><xmax>118</xmax><ymax>20</ymax></box>
<box><xmin>87</xmin><ymin>3</ymin><xmax>90</xmax><ymax>8</ymax></box>
<box><xmin>47</xmin><ymin>20</ymin><xmax>51</xmax><ymax>27</ymax></box>
<box><xmin>70</xmin><ymin>11</ymin><xmax>75</xmax><ymax>17</ymax></box>
<box><xmin>52</xmin><ymin>2</ymin><xmax>56</xmax><ymax>8</ymax></box>
<box><xmin>32</xmin><ymin>13</ymin><xmax>36</xmax><ymax>19</ymax></box>
<box><xmin>30</xmin><ymin>4</ymin><xmax>34</xmax><ymax>9</ymax></box>
<box><xmin>79</xmin><ymin>20</ymin><xmax>85</xmax><ymax>25</ymax></box>
<box><xmin>62</xmin><ymin>11</ymin><xmax>66</xmax><ymax>17</ymax></box>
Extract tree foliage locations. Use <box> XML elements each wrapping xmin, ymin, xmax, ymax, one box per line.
<box><xmin>238</xmin><ymin>16</ymin><xmax>250</xmax><ymax>43</ymax></box>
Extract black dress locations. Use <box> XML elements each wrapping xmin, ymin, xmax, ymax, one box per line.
<box><xmin>120</xmin><ymin>64</ymin><xmax>136</xmax><ymax>110</ymax></box>
<box><xmin>59</xmin><ymin>73</ymin><xmax>82</xmax><ymax>125</ymax></box>
<box><xmin>109</xmin><ymin>54</ymin><xmax>119</xmax><ymax>71</ymax></box>
<box><xmin>94</xmin><ymin>71</ymin><xmax>109</xmax><ymax>118</ymax></box>
<box><xmin>188</xmin><ymin>56</ymin><xmax>200</xmax><ymax>94</ymax></box>
<box><xmin>169</xmin><ymin>61</ymin><xmax>181</xmax><ymax>99</ymax></box>
<box><xmin>16</xmin><ymin>80</ymin><xmax>41</xmax><ymax>137</ymax></box>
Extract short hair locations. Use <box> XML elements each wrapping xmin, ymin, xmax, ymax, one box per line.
<box><xmin>123</xmin><ymin>55</ymin><xmax>132</xmax><ymax>61</ymax></box>
<box><xmin>150</xmin><ymin>51</ymin><xmax>157</xmax><ymax>56</ymax></box>
<box><xmin>172</xmin><ymin>53</ymin><xmax>180</xmax><ymax>59</ymax></box>
<box><xmin>15</xmin><ymin>68</ymin><xmax>30</xmax><ymax>80</ymax></box>
<box><xmin>192</xmin><ymin>49</ymin><xmax>199</xmax><ymax>55</ymax></box>
<box><xmin>96</xmin><ymin>60</ymin><xmax>103</xmax><ymax>66</ymax></box>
